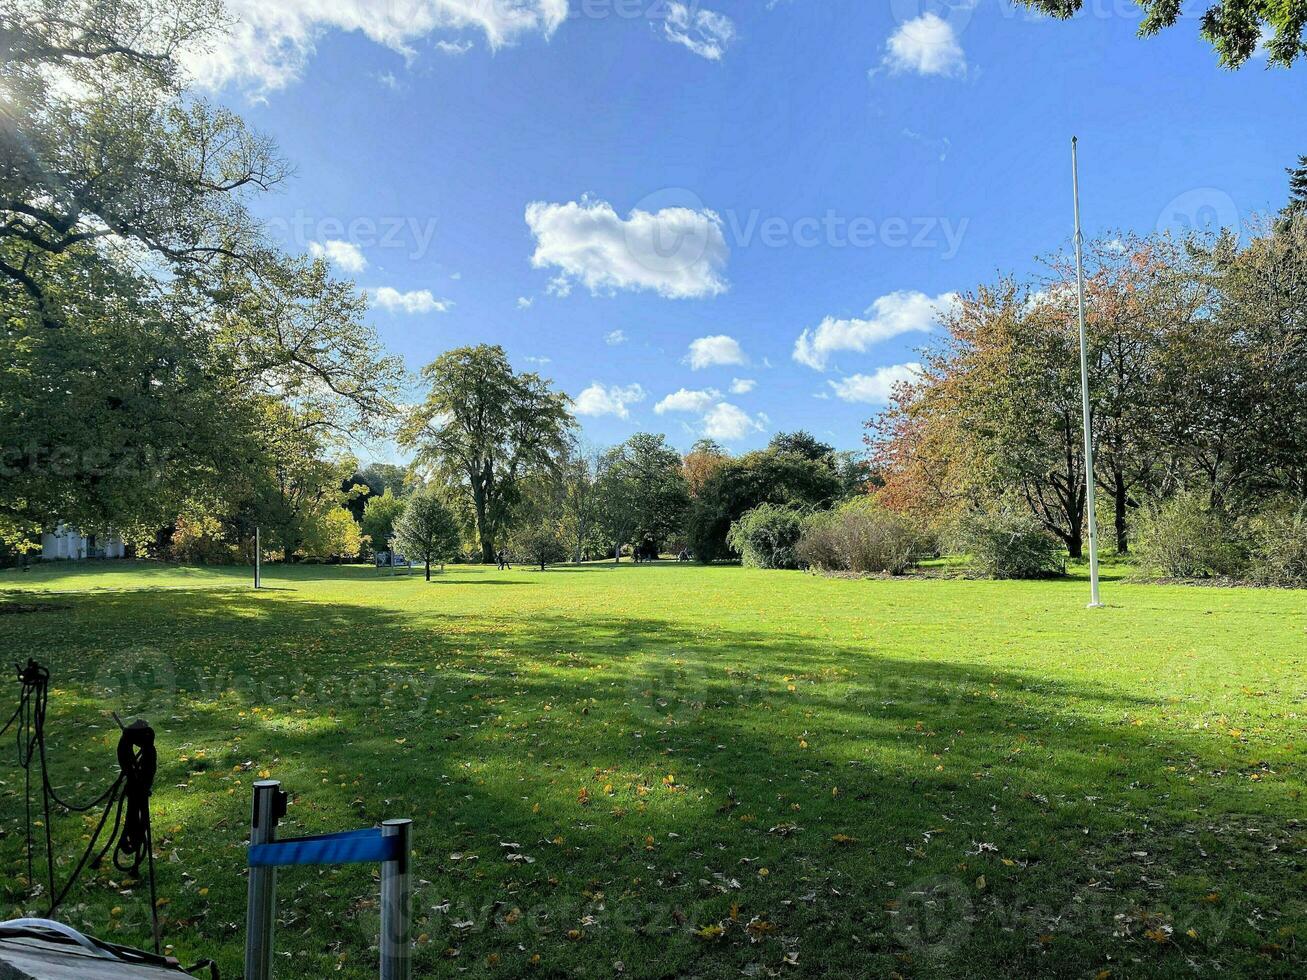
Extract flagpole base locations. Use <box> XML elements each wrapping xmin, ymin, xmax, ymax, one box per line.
<box><xmin>1086</xmin><ymin>602</ymin><xmax>1105</xmax><ymax>609</ymax></box>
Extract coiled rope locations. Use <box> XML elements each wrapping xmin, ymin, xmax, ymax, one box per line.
<box><xmin>1</xmin><ymin>660</ymin><xmax>162</xmax><ymax>953</ymax></box>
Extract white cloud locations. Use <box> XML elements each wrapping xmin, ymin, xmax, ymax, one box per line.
<box><xmin>702</xmin><ymin>402</ymin><xmax>765</xmax><ymax>442</ymax></box>
<box><xmin>605</xmin><ymin>329</ymin><xmax>628</xmax><ymax>346</ymax></box>
<box><xmin>183</xmin><ymin>0</ymin><xmax>567</xmax><ymax>93</ymax></box>
<box><xmin>729</xmin><ymin>377</ymin><xmax>756</xmax><ymax>394</ymax></box>
<box><xmin>663</xmin><ymin>3</ymin><xmax>736</xmax><ymax>61</ymax></box>
<box><xmin>828</xmin><ymin>363</ymin><xmax>922</xmax><ymax>404</ymax></box>
<box><xmin>882</xmin><ymin>13</ymin><xmax>967</xmax><ymax>78</ymax></box>
<box><xmin>436</xmin><ymin>39</ymin><xmax>474</xmax><ymax>55</ymax></box>
<box><xmin>525</xmin><ymin>197</ymin><xmax>729</xmax><ymax>300</ymax></box>
<box><xmin>654</xmin><ymin>388</ymin><xmax>721</xmax><ymax>415</ymax></box>
<box><xmin>687</xmin><ymin>334</ymin><xmax>747</xmax><ymax>370</ymax></box>
<box><xmin>647</xmin><ymin>382</ymin><xmax>762</xmax><ymax>441</ymax></box>
<box><xmin>573</xmin><ymin>382</ymin><xmax>646</xmax><ymax>419</ymax></box>
<box><xmin>370</xmin><ymin>287</ymin><xmax>451</xmax><ymax>314</ymax></box>
<box><xmin>517</xmin><ymin>296</ymin><xmax>534</xmax><ymax>309</ymax></box>
<box><xmin>308</xmin><ymin>239</ymin><xmax>367</xmax><ymax>273</ymax></box>
<box><xmin>793</xmin><ymin>290</ymin><xmax>955</xmax><ymax>371</ymax></box>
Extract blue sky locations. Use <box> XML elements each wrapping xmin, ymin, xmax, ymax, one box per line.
<box><xmin>196</xmin><ymin>1</ymin><xmax>1305</xmax><ymax>460</ymax></box>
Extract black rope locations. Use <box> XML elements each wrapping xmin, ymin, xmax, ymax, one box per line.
<box><xmin>3</xmin><ymin>660</ymin><xmax>162</xmax><ymax>953</ymax></box>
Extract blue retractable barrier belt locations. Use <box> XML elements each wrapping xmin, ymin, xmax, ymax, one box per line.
<box><xmin>248</xmin><ymin>827</ymin><xmax>401</xmax><ymax>867</ymax></box>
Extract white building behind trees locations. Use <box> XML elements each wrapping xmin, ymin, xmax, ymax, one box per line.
<box><xmin>40</xmin><ymin>525</ymin><xmax>126</xmax><ymax>560</ymax></box>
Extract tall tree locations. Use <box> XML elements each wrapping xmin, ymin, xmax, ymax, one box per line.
<box><xmin>1203</xmin><ymin>215</ymin><xmax>1307</xmax><ymax>501</ymax></box>
<box><xmin>768</xmin><ymin>431</ymin><xmax>836</xmax><ymax>464</ymax></box>
<box><xmin>1284</xmin><ymin>156</ymin><xmax>1307</xmax><ymax>219</ymax></box>
<box><xmin>687</xmin><ymin>444</ymin><xmax>844</xmax><ymax>562</ymax></box>
<box><xmin>507</xmin><ymin>474</ymin><xmax>569</xmax><ymax>571</ymax></box>
<box><xmin>393</xmin><ymin>486</ymin><xmax>460</xmax><ymax>581</ymax></box>
<box><xmin>361</xmin><ymin>488</ymin><xmax>406</xmax><ymax>554</ymax></box>
<box><xmin>244</xmin><ymin>401</ymin><xmax>358</xmax><ymax>562</ymax></box>
<box><xmin>681</xmin><ymin>439</ymin><xmax>728</xmax><ymax>499</ymax></box>
<box><xmin>594</xmin><ymin>433</ymin><xmax>691</xmax><ymax>560</ymax></box>
<box><xmin>1016</xmin><ymin>0</ymin><xmax>1307</xmax><ymax>68</ymax></box>
<box><xmin>400</xmin><ymin>345</ymin><xmax>574</xmax><ymax>563</ymax></box>
<box><xmin>0</xmin><ymin>0</ymin><xmax>403</xmax><ymax>544</ymax></box>
<box><xmin>1044</xmin><ymin>236</ymin><xmax>1209</xmax><ymax>552</ymax></box>
<box><xmin>892</xmin><ymin>281</ymin><xmax>1092</xmax><ymax>557</ymax></box>
<box><xmin>0</xmin><ymin>0</ymin><xmax>286</xmax><ymax>322</ymax></box>
<box><xmin>0</xmin><ymin>241</ymin><xmax>249</xmax><ymax>544</ymax></box>
<box><xmin>558</xmin><ymin>447</ymin><xmax>602</xmax><ymax>563</ymax></box>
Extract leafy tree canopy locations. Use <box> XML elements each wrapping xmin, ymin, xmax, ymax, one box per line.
<box><xmin>400</xmin><ymin>345</ymin><xmax>574</xmax><ymax>562</ymax></box>
<box><xmin>394</xmin><ymin>486</ymin><xmax>461</xmax><ymax>580</ymax></box>
<box><xmin>1017</xmin><ymin>0</ymin><xmax>1307</xmax><ymax>68</ymax></box>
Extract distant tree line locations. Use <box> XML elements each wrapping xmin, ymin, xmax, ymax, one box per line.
<box><xmin>392</xmin><ymin>344</ymin><xmax>872</xmax><ymax>569</ymax></box>
<box><xmin>864</xmin><ymin>194</ymin><xmax>1306</xmax><ymax>584</ymax></box>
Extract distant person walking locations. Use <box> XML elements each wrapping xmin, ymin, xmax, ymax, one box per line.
<box><xmin>497</xmin><ymin>549</ymin><xmax>510</xmax><ymax>571</ymax></box>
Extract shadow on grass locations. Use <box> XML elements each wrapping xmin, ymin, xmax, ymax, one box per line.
<box><xmin>0</xmin><ymin>586</ymin><xmax>1300</xmax><ymax>979</ymax></box>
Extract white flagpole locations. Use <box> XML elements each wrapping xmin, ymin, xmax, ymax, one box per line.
<box><xmin>1071</xmin><ymin>137</ymin><xmax>1103</xmax><ymax>608</ymax></box>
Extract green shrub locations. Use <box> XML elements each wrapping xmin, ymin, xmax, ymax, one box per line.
<box><xmin>1245</xmin><ymin>499</ymin><xmax>1307</xmax><ymax>587</ymax></box>
<box><xmin>956</xmin><ymin>510</ymin><xmax>1065</xmax><ymax>579</ymax></box>
<box><xmin>797</xmin><ymin>498</ymin><xmax>921</xmax><ymax>574</ymax></box>
<box><xmin>1132</xmin><ymin>492</ymin><xmax>1246</xmax><ymax>579</ymax></box>
<box><xmin>170</xmin><ymin>513</ymin><xmax>240</xmax><ymax>564</ymax></box>
<box><xmin>727</xmin><ymin>504</ymin><xmax>806</xmax><ymax>569</ymax></box>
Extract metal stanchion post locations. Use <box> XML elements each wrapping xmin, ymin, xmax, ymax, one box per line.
<box><xmin>245</xmin><ymin>780</ymin><xmax>284</xmax><ymax>980</ymax></box>
<box><xmin>380</xmin><ymin>819</ymin><xmax>412</xmax><ymax>980</ymax></box>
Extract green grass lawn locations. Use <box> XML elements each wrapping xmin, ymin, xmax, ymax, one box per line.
<box><xmin>1</xmin><ymin>561</ymin><xmax>1303</xmax><ymax>978</ymax></box>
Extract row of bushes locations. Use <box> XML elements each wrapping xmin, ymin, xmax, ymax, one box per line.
<box><xmin>1132</xmin><ymin>492</ymin><xmax>1307</xmax><ymax>586</ymax></box>
<box><xmin>727</xmin><ymin>493</ymin><xmax>1306</xmax><ymax>586</ymax></box>
<box><xmin>726</xmin><ymin>500</ymin><xmax>1067</xmax><ymax>580</ymax></box>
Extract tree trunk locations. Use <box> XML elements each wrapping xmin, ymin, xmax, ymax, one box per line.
<box><xmin>614</xmin><ymin>542</ymin><xmax>621</xmax><ymax>564</ymax></box>
<box><xmin>1113</xmin><ymin>472</ymin><xmax>1129</xmax><ymax>554</ymax></box>
<box><xmin>472</xmin><ymin>480</ymin><xmax>494</xmax><ymax>563</ymax></box>
<box><xmin>425</xmin><ymin>559</ymin><xmax>431</xmax><ymax>581</ymax></box>
<box><xmin>1066</xmin><ymin>528</ymin><xmax>1083</xmax><ymax>560</ymax></box>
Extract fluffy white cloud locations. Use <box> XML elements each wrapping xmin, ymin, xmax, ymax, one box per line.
<box><xmin>605</xmin><ymin>329</ymin><xmax>628</xmax><ymax>346</ymax></box>
<box><xmin>517</xmin><ymin>296</ymin><xmax>534</xmax><ymax>309</ymax></box>
<box><xmin>370</xmin><ymin>287</ymin><xmax>451</xmax><ymax>314</ymax></box>
<box><xmin>882</xmin><ymin>13</ymin><xmax>967</xmax><ymax>78</ymax></box>
<box><xmin>793</xmin><ymin>290</ymin><xmax>955</xmax><ymax>371</ymax></box>
<box><xmin>828</xmin><ymin>363</ymin><xmax>922</xmax><ymax>403</ymax></box>
<box><xmin>729</xmin><ymin>377</ymin><xmax>756</xmax><ymax>394</ymax></box>
<box><xmin>183</xmin><ymin>0</ymin><xmax>567</xmax><ymax>93</ymax></box>
<box><xmin>663</xmin><ymin>3</ymin><xmax>736</xmax><ymax>61</ymax></box>
<box><xmin>702</xmin><ymin>402</ymin><xmax>765</xmax><ymax>442</ymax></box>
<box><xmin>654</xmin><ymin>388</ymin><xmax>721</xmax><ymax>415</ymax></box>
<box><xmin>308</xmin><ymin>239</ymin><xmax>367</xmax><ymax>272</ymax></box>
<box><xmin>573</xmin><ymin>382</ymin><xmax>646</xmax><ymax>419</ymax></box>
<box><xmin>687</xmin><ymin>334</ymin><xmax>747</xmax><ymax>370</ymax></box>
<box><xmin>525</xmin><ymin>197</ymin><xmax>729</xmax><ymax>300</ymax></box>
